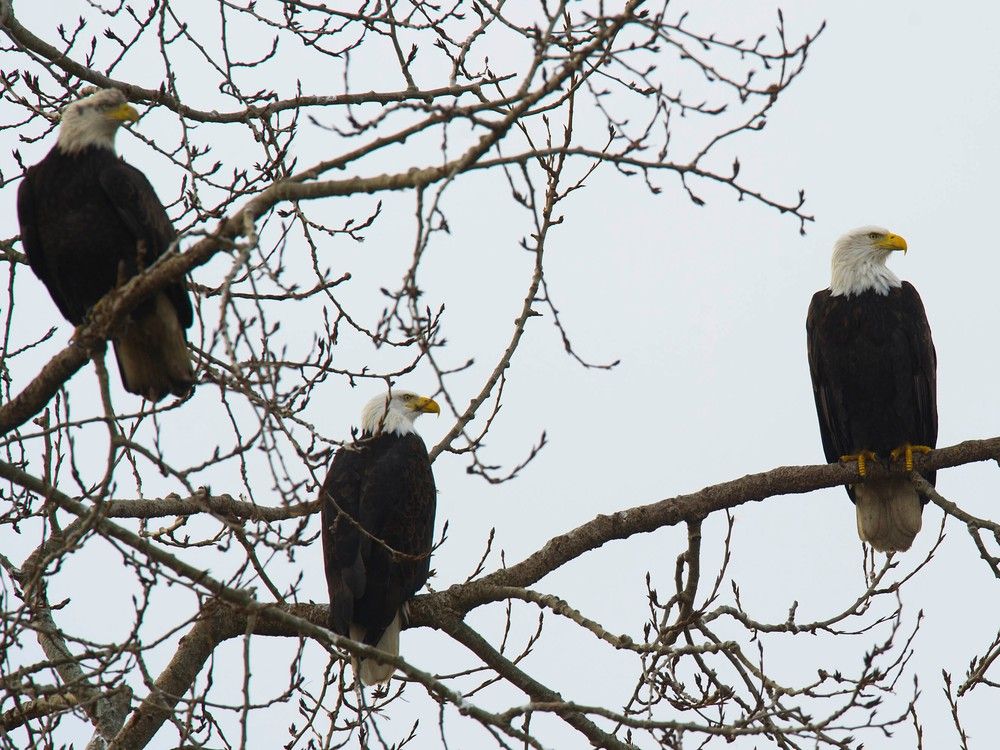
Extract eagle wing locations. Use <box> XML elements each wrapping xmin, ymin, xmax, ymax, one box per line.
<box><xmin>97</xmin><ymin>160</ymin><xmax>193</xmax><ymax>327</ymax></box>
<box><xmin>320</xmin><ymin>443</ymin><xmax>368</xmax><ymax>636</ymax></box>
<box><xmin>897</xmin><ymin>281</ymin><xmax>938</xmax><ymax>483</ymax></box>
<box><xmin>359</xmin><ymin>433</ymin><xmax>436</xmax><ymax>595</ymax></box>
<box><xmin>806</xmin><ymin>289</ymin><xmax>854</xmax><ymax>465</ymax></box>
<box><xmin>16</xmin><ymin>172</ymin><xmax>76</xmax><ymax>321</ymax></box>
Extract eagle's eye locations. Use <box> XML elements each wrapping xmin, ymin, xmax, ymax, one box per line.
<box><xmin>867</xmin><ymin>231</ymin><xmax>880</xmax><ymax>240</ymax></box>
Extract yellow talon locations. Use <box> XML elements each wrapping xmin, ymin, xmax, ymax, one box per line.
<box><xmin>840</xmin><ymin>451</ymin><xmax>878</xmax><ymax>478</ymax></box>
<box><xmin>889</xmin><ymin>443</ymin><xmax>933</xmax><ymax>472</ymax></box>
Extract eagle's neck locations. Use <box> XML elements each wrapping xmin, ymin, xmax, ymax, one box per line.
<box><xmin>829</xmin><ymin>250</ymin><xmax>901</xmax><ymax>297</ymax></box>
<box><xmin>360</xmin><ymin>404</ymin><xmax>416</xmax><ymax>436</ymax></box>
<box><xmin>56</xmin><ymin>122</ymin><xmax>118</xmax><ymax>156</ymax></box>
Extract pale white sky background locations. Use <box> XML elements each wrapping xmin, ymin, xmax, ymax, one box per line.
<box><xmin>3</xmin><ymin>1</ymin><xmax>1000</xmax><ymax>748</ymax></box>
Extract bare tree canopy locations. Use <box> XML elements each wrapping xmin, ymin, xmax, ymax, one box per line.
<box><xmin>1</xmin><ymin>1</ymin><xmax>998</xmax><ymax>749</ymax></box>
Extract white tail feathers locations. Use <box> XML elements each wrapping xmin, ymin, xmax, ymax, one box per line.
<box><xmin>113</xmin><ymin>292</ymin><xmax>194</xmax><ymax>401</ymax></box>
<box><xmin>854</xmin><ymin>477</ymin><xmax>923</xmax><ymax>552</ymax></box>
<box><xmin>349</xmin><ymin>613</ymin><xmax>401</xmax><ymax>686</ymax></box>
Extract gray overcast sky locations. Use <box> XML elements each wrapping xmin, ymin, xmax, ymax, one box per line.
<box><xmin>4</xmin><ymin>1</ymin><xmax>1000</xmax><ymax>747</ymax></box>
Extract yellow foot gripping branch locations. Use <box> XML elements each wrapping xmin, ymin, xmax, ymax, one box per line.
<box><xmin>889</xmin><ymin>443</ymin><xmax>933</xmax><ymax>472</ymax></box>
<box><xmin>839</xmin><ymin>450</ymin><xmax>878</xmax><ymax>478</ymax></box>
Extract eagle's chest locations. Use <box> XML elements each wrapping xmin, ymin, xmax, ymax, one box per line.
<box><xmin>822</xmin><ymin>290</ymin><xmax>902</xmax><ymax>351</ymax></box>
<box><xmin>32</xmin><ymin>154</ymin><xmax>134</xmax><ymax>275</ymax></box>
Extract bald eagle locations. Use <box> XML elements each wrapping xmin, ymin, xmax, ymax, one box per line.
<box><xmin>807</xmin><ymin>226</ymin><xmax>937</xmax><ymax>552</ymax></box>
<box><xmin>320</xmin><ymin>391</ymin><xmax>440</xmax><ymax>685</ymax></box>
<box><xmin>16</xmin><ymin>88</ymin><xmax>195</xmax><ymax>401</ymax></box>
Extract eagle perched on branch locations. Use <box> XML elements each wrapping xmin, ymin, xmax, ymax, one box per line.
<box><xmin>807</xmin><ymin>226</ymin><xmax>937</xmax><ymax>552</ymax></box>
<box><xmin>320</xmin><ymin>391</ymin><xmax>440</xmax><ymax>685</ymax></box>
<box><xmin>16</xmin><ymin>88</ymin><xmax>195</xmax><ymax>401</ymax></box>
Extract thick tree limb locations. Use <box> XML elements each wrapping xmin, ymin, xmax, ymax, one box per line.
<box><xmin>101</xmin><ymin>492</ymin><xmax>317</xmax><ymax>522</ymax></box>
<box><xmin>418</xmin><ymin>437</ymin><xmax>1000</xmax><ymax>615</ymax></box>
<box><xmin>0</xmin><ymin>344</ymin><xmax>88</xmax><ymax>434</ymax></box>
<box><xmin>109</xmin><ymin>601</ymin><xmax>252</xmax><ymax>750</ymax></box>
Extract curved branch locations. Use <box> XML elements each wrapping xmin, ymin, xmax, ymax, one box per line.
<box><xmin>436</xmin><ymin>613</ymin><xmax>632</xmax><ymax>750</ymax></box>
<box><xmin>111</xmin><ymin>602</ymin><xmax>541</xmax><ymax>750</ymax></box>
<box><xmin>420</xmin><ymin>437</ymin><xmax>1000</xmax><ymax>614</ymax></box>
<box><xmin>102</xmin><ymin>492</ymin><xmax>317</xmax><ymax>522</ymax></box>
<box><xmin>0</xmin><ymin>9</ymin><xmax>500</xmax><ymax>121</ymax></box>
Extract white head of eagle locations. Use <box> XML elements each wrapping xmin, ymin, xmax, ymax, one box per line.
<box><xmin>57</xmin><ymin>88</ymin><xmax>139</xmax><ymax>155</ymax></box>
<box><xmin>360</xmin><ymin>390</ymin><xmax>441</xmax><ymax>436</ymax></box>
<box><xmin>830</xmin><ymin>226</ymin><xmax>909</xmax><ymax>298</ymax></box>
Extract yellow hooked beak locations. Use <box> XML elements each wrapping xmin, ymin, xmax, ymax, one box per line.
<box><xmin>876</xmin><ymin>232</ymin><xmax>908</xmax><ymax>254</ymax></box>
<box><xmin>107</xmin><ymin>102</ymin><xmax>140</xmax><ymax>123</ymax></box>
<box><xmin>412</xmin><ymin>396</ymin><xmax>441</xmax><ymax>415</ymax></box>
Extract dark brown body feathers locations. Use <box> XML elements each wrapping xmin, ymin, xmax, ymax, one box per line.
<box><xmin>807</xmin><ymin>282</ymin><xmax>937</xmax><ymax>480</ymax></box>
<box><xmin>320</xmin><ymin>430</ymin><xmax>436</xmax><ymax>683</ymax></box>
<box><xmin>17</xmin><ymin>144</ymin><xmax>194</xmax><ymax>400</ymax></box>
<box><xmin>807</xmin><ymin>282</ymin><xmax>937</xmax><ymax>551</ymax></box>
